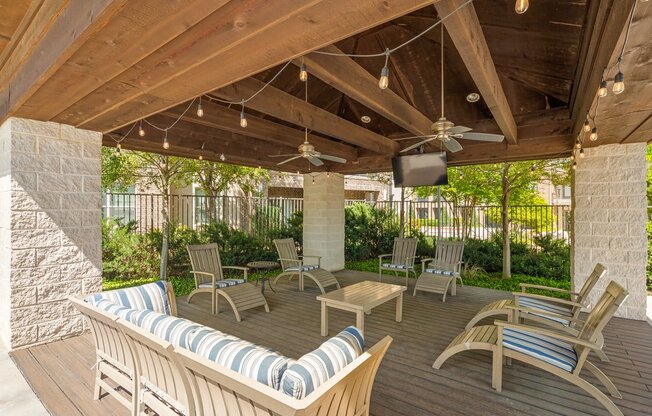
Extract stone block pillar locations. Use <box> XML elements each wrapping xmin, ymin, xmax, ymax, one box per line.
<box><xmin>303</xmin><ymin>173</ymin><xmax>345</xmax><ymax>271</ymax></box>
<box><xmin>572</xmin><ymin>143</ymin><xmax>647</xmax><ymax>320</ymax></box>
<box><xmin>0</xmin><ymin>118</ymin><xmax>102</xmax><ymax>349</ymax></box>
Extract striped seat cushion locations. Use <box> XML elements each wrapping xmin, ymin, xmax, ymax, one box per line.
<box><xmin>281</xmin><ymin>326</ymin><xmax>364</xmax><ymax>399</ymax></box>
<box><xmin>503</xmin><ymin>328</ymin><xmax>578</xmax><ymax>372</ymax></box>
<box><xmin>424</xmin><ymin>268</ymin><xmax>456</xmax><ymax>276</ymax></box>
<box><xmin>188</xmin><ymin>327</ymin><xmax>290</xmax><ymax>390</ymax></box>
<box><xmin>85</xmin><ymin>281</ymin><xmax>170</xmax><ymax>315</ymax></box>
<box><xmin>131</xmin><ymin>309</ymin><xmax>202</xmax><ymax>349</ymax></box>
<box><xmin>517</xmin><ymin>297</ymin><xmax>573</xmax><ymax>325</ymax></box>
<box><xmin>286</xmin><ymin>265</ymin><xmax>319</xmax><ymax>272</ymax></box>
<box><xmin>93</xmin><ymin>299</ymin><xmax>139</xmax><ymax>321</ymax></box>
<box><xmin>382</xmin><ymin>263</ymin><xmax>410</xmax><ymax>270</ymax></box>
<box><xmin>198</xmin><ymin>278</ymin><xmax>247</xmax><ymax>289</ymax></box>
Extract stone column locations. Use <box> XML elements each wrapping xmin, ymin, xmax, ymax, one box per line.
<box><xmin>572</xmin><ymin>142</ymin><xmax>647</xmax><ymax>320</ymax></box>
<box><xmin>0</xmin><ymin>118</ymin><xmax>102</xmax><ymax>349</ymax></box>
<box><xmin>303</xmin><ymin>173</ymin><xmax>345</xmax><ymax>271</ymax></box>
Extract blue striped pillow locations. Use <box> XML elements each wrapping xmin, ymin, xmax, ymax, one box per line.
<box><xmin>281</xmin><ymin>326</ymin><xmax>364</xmax><ymax>399</ymax></box>
<box><xmin>130</xmin><ymin>309</ymin><xmax>202</xmax><ymax>349</ymax></box>
<box><xmin>188</xmin><ymin>327</ymin><xmax>291</xmax><ymax>390</ymax></box>
<box><xmin>85</xmin><ymin>281</ymin><xmax>170</xmax><ymax>315</ymax></box>
<box><xmin>93</xmin><ymin>299</ymin><xmax>139</xmax><ymax>321</ymax></box>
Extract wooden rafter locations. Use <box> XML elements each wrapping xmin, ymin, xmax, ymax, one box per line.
<box><xmin>214</xmin><ymin>78</ymin><xmax>399</xmax><ymax>155</ymax></box>
<box><xmin>434</xmin><ymin>0</ymin><xmax>518</xmax><ymax>144</ymax></box>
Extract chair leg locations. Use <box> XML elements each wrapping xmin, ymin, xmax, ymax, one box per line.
<box><xmin>584</xmin><ymin>361</ymin><xmax>622</xmax><ymax>399</ymax></box>
<box><xmin>492</xmin><ymin>346</ymin><xmax>503</xmax><ymax>392</ymax></box>
<box><xmin>93</xmin><ymin>368</ymin><xmax>102</xmax><ymax>400</ymax></box>
<box><xmin>457</xmin><ymin>275</ymin><xmax>464</xmax><ymax>287</ymax></box>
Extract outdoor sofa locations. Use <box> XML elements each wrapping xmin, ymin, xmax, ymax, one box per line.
<box><xmin>71</xmin><ymin>281</ymin><xmax>392</xmax><ymax>416</ymax></box>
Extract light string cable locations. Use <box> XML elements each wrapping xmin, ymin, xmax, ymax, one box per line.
<box><xmin>144</xmin><ymin>97</ymin><xmax>197</xmax><ymax>132</ymax></box>
<box><xmin>207</xmin><ymin>60</ymin><xmax>294</xmax><ymax>105</ymax></box>
<box><xmin>107</xmin><ymin>121</ymin><xmax>137</xmax><ymax>144</ymax></box>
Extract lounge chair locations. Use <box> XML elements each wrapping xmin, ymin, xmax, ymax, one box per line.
<box><xmin>433</xmin><ymin>281</ymin><xmax>628</xmax><ymax>416</ymax></box>
<box><xmin>465</xmin><ymin>263</ymin><xmax>606</xmax><ymax>331</ymax></box>
<box><xmin>187</xmin><ymin>243</ymin><xmax>269</xmax><ymax>321</ymax></box>
<box><xmin>413</xmin><ymin>240</ymin><xmax>464</xmax><ymax>301</ymax></box>
<box><xmin>272</xmin><ymin>238</ymin><xmax>340</xmax><ymax>294</ymax></box>
<box><xmin>378</xmin><ymin>237</ymin><xmax>418</xmax><ymax>287</ymax></box>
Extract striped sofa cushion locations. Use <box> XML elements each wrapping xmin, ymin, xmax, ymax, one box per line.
<box><xmin>517</xmin><ymin>297</ymin><xmax>573</xmax><ymax>325</ymax></box>
<box><xmin>286</xmin><ymin>265</ymin><xmax>319</xmax><ymax>272</ymax></box>
<box><xmin>94</xmin><ymin>299</ymin><xmax>139</xmax><ymax>321</ymax></box>
<box><xmin>503</xmin><ymin>328</ymin><xmax>578</xmax><ymax>372</ymax></box>
<box><xmin>131</xmin><ymin>309</ymin><xmax>202</xmax><ymax>349</ymax></box>
<box><xmin>281</xmin><ymin>326</ymin><xmax>364</xmax><ymax>399</ymax></box>
<box><xmin>382</xmin><ymin>263</ymin><xmax>409</xmax><ymax>270</ymax></box>
<box><xmin>85</xmin><ymin>281</ymin><xmax>170</xmax><ymax>315</ymax></box>
<box><xmin>188</xmin><ymin>327</ymin><xmax>291</xmax><ymax>390</ymax></box>
<box><xmin>424</xmin><ymin>268</ymin><xmax>456</xmax><ymax>276</ymax></box>
<box><xmin>198</xmin><ymin>278</ymin><xmax>246</xmax><ymax>289</ymax></box>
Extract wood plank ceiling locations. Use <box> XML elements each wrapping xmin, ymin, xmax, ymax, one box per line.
<box><xmin>0</xmin><ymin>0</ymin><xmax>647</xmax><ymax>174</ymax></box>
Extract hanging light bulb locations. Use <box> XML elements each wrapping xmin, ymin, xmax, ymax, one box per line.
<box><xmin>572</xmin><ymin>161</ymin><xmax>577</xmax><ymax>170</ymax></box>
<box><xmin>115</xmin><ymin>142</ymin><xmax>121</xmax><ymax>156</ymax></box>
<box><xmin>579</xmin><ymin>148</ymin><xmax>585</xmax><ymax>158</ymax></box>
<box><xmin>138</xmin><ymin>121</ymin><xmax>145</xmax><ymax>137</ymax></box>
<box><xmin>590</xmin><ymin>127</ymin><xmax>598</xmax><ymax>141</ymax></box>
<box><xmin>198</xmin><ymin>154</ymin><xmax>203</xmax><ymax>161</ymax></box>
<box><xmin>240</xmin><ymin>101</ymin><xmax>247</xmax><ymax>128</ymax></box>
<box><xmin>198</xmin><ymin>142</ymin><xmax>205</xmax><ymax>161</ymax></box>
<box><xmin>197</xmin><ymin>97</ymin><xmax>204</xmax><ymax>118</ymax></box>
<box><xmin>219</xmin><ymin>153</ymin><xmax>226</xmax><ymax>162</ymax></box>
<box><xmin>312</xmin><ymin>177</ymin><xmax>315</xmax><ymax>185</ymax></box>
<box><xmin>326</xmin><ymin>172</ymin><xmax>330</xmax><ymax>178</ymax></box>
<box><xmin>575</xmin><ymin>140</ymin><xmax>581</xmax><ymax>149</ymax></box>
<box><xmin>515</xmin><ymin>0</ymin><xmax>529</xmax><ymax>14</ymax></box>
<box><xmin>163</xmin><ymin>130</ymin><xmax>170</xmax><ymax>150</ymax></box>
<box><xmin>613</xmin><ymin>71</ymin><xmax>625</xmax><ymax>94</ymax></box>
<box><xmin>583</xmin><ymin>118</ymin><xmax>591</xmax><ymax>132</ymax></box>
<box><xmin>598</xmin><ymin>79</ymin><xmax>608</xmax><ymax>98</ymax></box>
<box><xmin>570</xmin><ymin>153</ymin><xmax>575</xmax><ymax>161</ymax></box>
<box><xmin>378</xmin><ymin>66</ymin><xmax>389</xmax><ymax>90</ymax></box>
<box><xmin>299</xmin><ymin>63</ymin><xmax>308</xmax><ymax>82</ymax></box>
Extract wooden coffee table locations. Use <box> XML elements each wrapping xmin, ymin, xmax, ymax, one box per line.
<box><xmin>317</xmin><ymin>280</ymin><xmax>406</xmax><ymax>336</ymax></box>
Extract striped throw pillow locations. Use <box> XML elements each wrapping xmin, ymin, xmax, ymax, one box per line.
<box><xmin>93</xmin><ymin>299</ymin><xmax>139</xmax><ymax>321</ymax></box>
<box><xmin>281</xmin><ymin>326</ymin><xmax>364</xmax><ymax>399</ymax></box>
<box><xmin>188</xmin><ymin>327</ymin><xmax>291</xmax><ymax>390</ymax></box>
<box><xmin>130</xmin><ymin>309</ymin><xmax>202</xmax><ymax>349</ymax></box>
<box><xmin>85</xmin><ymin>281</ymin><xmax>170</xmax><ymax>315</ymax></box>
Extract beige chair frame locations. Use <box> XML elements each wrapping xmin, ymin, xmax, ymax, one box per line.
<box><xmin>187</xmin><ymin>243</ymin><xmax>268</xmax><ymax>320</ymax></box>
<box><xmin>378</xmin><ymin>237</ymin><xmax>418</xmax><ymax>287</ymax></box>
<box><xmin>272</xmin><ymin>238</ymin><xmax>340</xmax><ymax>294</ymax></box>
<box><xmin>69</xmin><ymin>281</ymin><xmax>177</xmax><ymax>413</ymax></box>
<box><xmin>433</xmin><ymin>281</ymin><xmax>629</xmax><ymax>416</ymax></box>
<box><xmin>413</xmin><ymin>240</ymin><xmax>464</xmax><ymax>301</ymax></box>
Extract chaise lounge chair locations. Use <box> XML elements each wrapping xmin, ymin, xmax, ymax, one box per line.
<box><xmin>187</xmin><ymin>243</ymin><xmax>269</xmax><ymax>321</ymax></box>
<box><xmin>272</xmin><ymin>238</ymin><xmax>340</xmax><ymax>294</ymax></box>
<box><xmin>433</xmin><ymin>281</ymin><xmax>628</xmax><ymax>416</ymax></box>
<box><xmin>413</xmin><ymin>240</ymin><xmax>464</xmax><ymax>301</ymax></box>
<box><xmin>378</xmin><ymin>237</ymin><xmax>418</xmax><ymax>287</ymax></box>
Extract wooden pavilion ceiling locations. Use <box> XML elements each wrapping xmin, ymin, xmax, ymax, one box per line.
<box><xmin>0</xmin><ymin>0</ymin><xmax>648</xmax><ymax>174</ymax></box>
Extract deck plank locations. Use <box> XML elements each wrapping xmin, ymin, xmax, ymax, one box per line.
<box><xmin>10</xmin><ymin>270</ymin><xmax>652</xmax><ymax>416</ymax></box>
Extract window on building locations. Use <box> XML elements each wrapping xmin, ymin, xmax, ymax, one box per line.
<box><xmin>102</xmin><ymin>186</ymin><xmax>136</xmax><ymax>223</ymax></box>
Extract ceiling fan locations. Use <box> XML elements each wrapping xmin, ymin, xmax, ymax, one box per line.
<box><xmin>398</xmin><ymin>26</ymin><xmax>504</xmax><ymax>154</ymax></box>
<box><xmin>270</xmin><ymin>72</ymin><xmax>347</xmax><ymax>167</ymax></box>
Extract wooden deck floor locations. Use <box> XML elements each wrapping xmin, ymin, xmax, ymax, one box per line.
<box><xmin>11</xmin><ymin>270</ymin><xmax>652</xmax><ymax>416</ymax></box>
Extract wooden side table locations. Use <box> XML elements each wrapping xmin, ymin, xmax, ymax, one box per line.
<box><xmin>246</xmin><ymin>261</ymin><xmax>279</xmax><ymax>294</ymax></box>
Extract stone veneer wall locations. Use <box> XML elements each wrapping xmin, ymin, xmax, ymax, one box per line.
<box><xmin>572</xmin><ymin>142</ymin><xmax>647</xmax><ymax>320</ymax></box>
<box><xmin>0</xmin><ymin>118</ymin><xmax>102</xmax><ymax>349</ymax></box>
<box><xmin>303</xmin><ymin>173</ymin><xmax>345</xmax><ymax>271</ymax></box>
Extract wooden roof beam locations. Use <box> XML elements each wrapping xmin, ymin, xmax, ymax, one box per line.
<box><xmin>434</xmin><ymin>0</ymin><xmax>518</xmax><ymax>144</ymax></box>
<box><xmin>214</xmin><ymin>78</ymin><xmax>400</xmax><ymax>155</ymax></box>
<box><xmin>300</xmin><ymin>45</ymin><xmax>434</xmax><ymax>135</ymax></box>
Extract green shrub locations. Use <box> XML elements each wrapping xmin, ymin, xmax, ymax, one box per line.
<box><xmin>102</xmin><ymin>218</ymin><xmax>159</xmax><ymax>281</ymax></box>
<box><xmin>647</xmin><ymin>221</ymin><xmax>652</xmax><ymax>290</ymax></box>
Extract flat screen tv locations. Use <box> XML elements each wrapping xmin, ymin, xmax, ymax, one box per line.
<box><xmin>392</xmin><ymin>152</ymin><xmax>448</xmax><ymax>187</ymax></box>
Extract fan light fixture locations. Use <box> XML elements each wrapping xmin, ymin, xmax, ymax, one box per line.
<box><xmin>361</xmin><ymin>115</ymin><xmax>372</xmax><ymax>124</ymax></box>
<box><xmin>466</xmin><ymin>93</ymin><xmax>480</xmax><ymax>103</ymax></box>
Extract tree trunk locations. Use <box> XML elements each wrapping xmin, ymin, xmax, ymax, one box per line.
<box><xmin>501</xmin><ymin>162</ymin><xmax>511</xmax><ymax>279</ymax></box>
<box><xmin>160</xmin><ymin>189</ymin><xmax>170</xmax><ymax>281</ymax></box>
<box><xmin>399</xmin><ymin>187</ymin><xmax>405</xmax><ymax>238</ymax></box>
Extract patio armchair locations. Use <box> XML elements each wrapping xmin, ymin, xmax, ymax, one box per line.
<box><xmin>433</xmin><ymin>281</ymin><xmax>629</xmax><ymax>416</ymax></box>
<box><xmin>413</xmin><ymin>240</ymin><xmax>464</xmax><ymax>301</ymax></box>
<box><xmin>378</xmin><ymin>237</ymin><xmax>418</xmax><ymax>287</ymax></box>
<box><xmin>273</xmin><ymin>238</ymin><xmax>340</xmax><ymax>293</ymax></box>
<box><xmin>187</xmin><ymin>243</ymin><xmax>269</xmax><ymax>321</ymax></box>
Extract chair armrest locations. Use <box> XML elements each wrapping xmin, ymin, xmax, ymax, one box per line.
<box><xmin>513</xmin><ymin>292</ymin><xmax>584</xmax><ymax>308</ymax></box>
<box><xmin>378</xmin><ymin>254</ymin><xmax>392</xmax><ymax>259</ymax></box>
<box><xmin>222</xmin><ymin>266</ymin><xmax>249</xmax><ymax>279</ymax></box>
<box><xmin>190</xmin><ymin>270</ymin><xmax>214</xmax><ymax>277</ymax></box>
<box><xmin>520</xmin><ymin>283</ymin><xmax>579</xmax><ymax>297</ymax></box>
<box><xmin>504</xmin><ymin>304</ymin><xmax>585</xmax><ymax>325</ymax></box>
<box><xmin>301</xmin><ymin>255</ymin><xmax>321</xmax><ymax>267</ymax></box>
<box><xmin>494</xmin><ymin>321</ymin><xmax>600</xmax><ymax>351</ymax></box>
<box><xmin>278</xmin><ymin>257</ymin><xmax>301</xmax><ymax>264</ymax></box>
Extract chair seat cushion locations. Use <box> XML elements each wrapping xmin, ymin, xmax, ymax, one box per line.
<box><xmin>517</xmin><ymin>297</ymin><xmax>573</xmax><ymax>325</ymax></box>
<box><xmin>503</xmin><ymin>327</ymin><xmax>578</xmax><ymax>372</ymax></box>
<box><xmin>131</xmin><ymin>309</ymin><xmax>202</xmax><ymax>349</ymax></box>
<box><xmin>381</xmin><ymin>263</ymin><xmax>410</xmax><ymax>270</ymax></box>
<box><xmin>198</xmin><ymin>278</ymin><xmax>247</xmax><ymax>289</ymax></box>
<box><xmin>188</xmin><ymin>327</ymin><xmax>291</xmax><ymax>390</ymax></box>
<box><xmin>424</xmin><ymin>268</ymin><xmax>456</xmax><ymax>276</ymax></box>
<box><xmin>286</xmin><ymin>265</ymin><xmax>319</xmax><ymax>272</ymax></box>
<box><xmin>85</xmin><ymin>280</ymin><xmax>170</xmax><ymax>315</ymax></box>
<box><xmin>93</xmin><ymin>299</ymin><xmax>139</xmax><ymax>322</ymax></box>
<box><xmin>281</xmin><ymin>326</ymin><xmax>364</xmax><ymax>399</ymax></box>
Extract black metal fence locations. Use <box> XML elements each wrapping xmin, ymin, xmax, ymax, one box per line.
<box><xmin>103</xmin><ymin>193</ymin><xmax>570</xmax><ymax>246</ymax></box>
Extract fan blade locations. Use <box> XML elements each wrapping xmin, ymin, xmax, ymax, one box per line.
<box><xmin>269</xmin><ymin>154</ymin><xmax>301</xmax><ymax>158</ymax></box>
<box><xmin>443</xmin><ymin>137</ymin><xmax>464</xmax><ymax>153</ymax></box>
<box><xmin>400</xmin><ymin>137</ymin><xmax>437</xmax><ymax>153</ymax></box>
<box><xmin>276</xmin><ymin>155</ymin><xmax>303</xmax><ymax>165</ymax></box>
<box><xmin>318</xmin><ymin>154</ymin><xmax>347</xmax><ymax>164</ymax></box>
<box><xmin>394</xmin><ymin>134</ymin><xmax>437</xmax><ymax>142</ymax></box>
<box><xmin>460</xmin><ymin>132</ymin><xmax>504</xmax><ymax>142</ymax></box>
<box><xmin>448</xmin><ymin>125</ymin><xmax>472</xmax><ymax>134</ymax></box>
<box><xmin>308</xmin><ymin>157</ymin><xmax>324</xmax><ymax>167</ymax></box>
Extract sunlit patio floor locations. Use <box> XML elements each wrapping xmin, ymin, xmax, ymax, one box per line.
<box><xmin>11</xmin><ymin>270</ymin><xmax>652</xmax><ymax>416</ymax></box>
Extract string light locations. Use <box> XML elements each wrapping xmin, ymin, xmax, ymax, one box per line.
<box><xmin>378</xmin><ymin>49</ymin><xmax>390</xmax><ymax>90</ymax></box>
<box><xmin>613</xmin><ymin>68</ymin><xmax>625</xmax><ymax>95</ymax></box>
<box><xmin>570</xmin><ymin>153</ymin><xmax>575</xmax><ymax>161</ymax></box>
<box><xmin>575</xmin><ymin>139</ymin><xmax>581</xmax><ymax>149</ymax></box>
<box><xmin>197</xmin><ymin>96</ymin><xmax>204</xmax><ymax>117</ymax></box>
<box><xmin>219</xmin><ymin>153</ymin><xmax>226</xmax><ymax>162</ymax></box>
<box><xmin>515</xmin><ymin>0</ymin><xmax>529</xmax><ymax>14</ymax></box>
<box><xmin>590</xmin><ymin>127</ymin><xmax>598</xmax><ymax>141</ymax></box>
<box><xmin>598</xmin><ymin>78</ymin><xmax>608</xmax><ymax>98</ymax></box>
<box><xmin>115</xmin><ymin>142</ymin><xmax>121</xmax><ymax>156</ymax></box>
<box><xmin>572</xmin><ymin>161</ymin><xmax>577</xmax><ymax>170</ymax></box>
<box><xmin>327</xmin><ymin>172</ymin><xmax>330</xmax><ymax>178</ymax></box>
<box><xmin>583</xmin><ymin>118</ymin><xmax>591</xmax><ymax>132</ymax></box>
<box><xmin>240</xmin><ymin>101</ymin><xmax>248</xmax><ymax>128</ymax></box>
<box><xmin>312</xmin><ymin>176</ymin><xmax>315</xmax><ymax>185</ymax></box>
<box><xmin>299</xmin><ymin>62</ymin><xmax>308</xmax><ymax>82</ymax></box>
<box><xmin>198</xmin><ymin>142</ymin><xmax>205</xmax><ymax>160</ymax></box>
<box><xmin>163</xmin><ymin>131</ymin><xmax>170</xmax><ymax>150</ymax></box>
<box><xmin>579</xmin><ymin>148</ymin><xmax>585</xmax><ymax>158</ymax></box>
<box><xmin>138</xmin><ymin>121</ymin><xmax>145</xmax><ymax>137</ymax></box>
